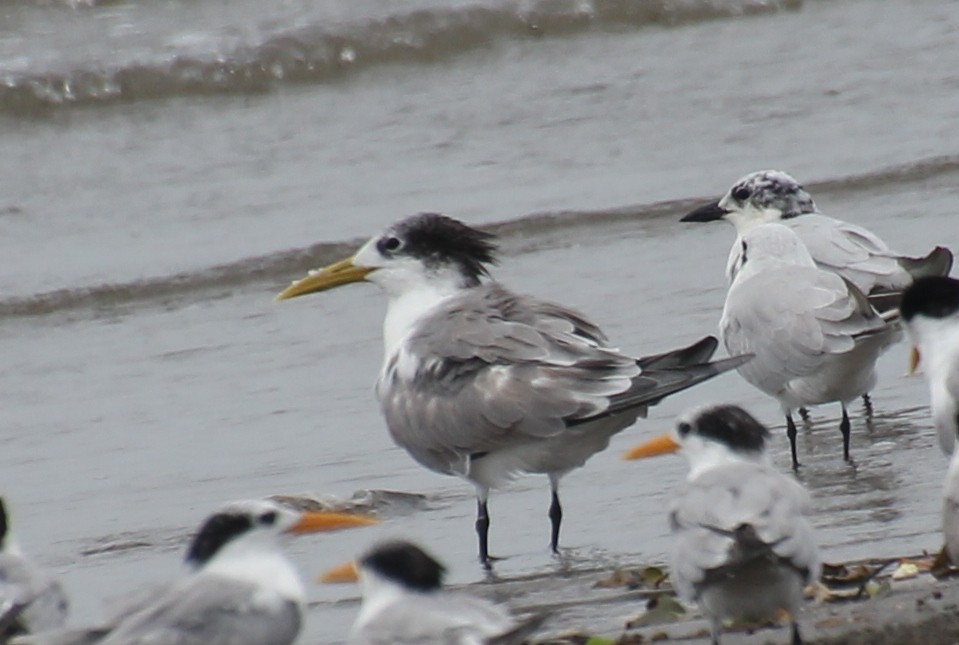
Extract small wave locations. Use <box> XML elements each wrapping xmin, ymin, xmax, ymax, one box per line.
<box><xmin>4</xmin><ymin>153</ymin><xmax>956</xmax><ymax>321</ymax></box>
<box><xmin>0</xmin><ymin>0</ymin><xmax>799</xmax><ymax>116</ymax></box>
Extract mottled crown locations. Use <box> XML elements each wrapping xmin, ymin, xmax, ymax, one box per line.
<box><xmin>901</xmin><ymin>276</ymin><xmax>959</xmax><ymax>322</ymax></box>
<box><xmin>679</xmin><ymin>404</ymin><xmax>770</xmax><ymax>453</ymax></box>
<box><xmin>361</xmin><ymin>540</ymin><xmax>446</xmax><ymax>592</ymax></box>
<box><xmin>379</xmin><ymin>213</ymin><xmax>498</xmax><ymax>285</ymax></box>
<box><xmin>725</xmin><ymin>170</ymin><xmax>817</xmax><ymax>218</ymax></box>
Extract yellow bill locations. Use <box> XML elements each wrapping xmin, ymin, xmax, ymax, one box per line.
<box><xmin>286</xmin><ymin>512</ymin><xmax>378</xmax><ymax>535</ymax></box>
<box><xmin>623</xmin><ymin>433</ymin><xmax>681</xmax><ymax>460</ymax></box>
<box><xmin>276</xmin><ymin>256</ymin><xmax>373</xmax><ymax>301</ymax></box>
<box><xmin>318</xmin><ymin>560</ymin><xmax>360</xmax><ymax>584</ymax></box>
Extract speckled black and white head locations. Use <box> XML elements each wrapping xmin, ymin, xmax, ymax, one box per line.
<box><xmin>358</xmin><ymin>540</ymin><xmax>446</xmax><ymax>594</ymax></box>
<box><xmin>679</xmin><ymin>404</ymin><xmax>770</xmax><ymax>453</ymax></box>
<box><xmin>901</xmin><ymin>276</ymin><xmax>959</xmax><ymax>326</ymax></box>
<box><xmin>624</xmin><ymin>404</ymin><xmax>771</xmax><ymax>478</ymax></box>
<box><xmin>184</xmin><ymin>499</ymin><xmax>376</xmax><ymax>570</ymax></box>
<box><xmin>277</xmin><ymin>213</ymin><xmax>498</xmax><ymax>302</ymax></box>
<box><xmin>682</xmin><ymin>170</ymin><xmax>817</xmax><ymax>231</ymax></box>
<box><xmin>276</xmin><ymin>213</ymin><xmax>500</xmax><ymax>356</ymax></box>
<box><xmin>677</xmin><ymin>404</ymin><xmax>772</xmax><ymax>477</ymax></box>
<box><xmin>184</xmin><ymin>500</ymin><xmax>288</xmax><ymax>568</ymax></box>
<box><xmin>900</xmin><ymin>277</ymin><xmax>959</xmax><ymax>455</ymax></box>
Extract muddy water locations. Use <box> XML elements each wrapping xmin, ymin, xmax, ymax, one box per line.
<box><xmin>2</xmin><ymin>0</ymin><xmax>959</xmax><ymax>641</ymax></box>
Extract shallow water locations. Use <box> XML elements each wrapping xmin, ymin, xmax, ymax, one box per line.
<box><xmin>2</xmin><ymin>0</ymin><xmax>958</xmax><ymax>641</ymax></box>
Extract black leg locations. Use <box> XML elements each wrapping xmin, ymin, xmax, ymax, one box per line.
<box><xmin>710</xmin><ymin>619</ymin><xmax>722</xmax><ymax>645</ymax></box>
<box><xmin>548</xmin><ymin>490</ymin><xmax>563</xmax><ymax>554</ymax></box>
<box><xmin>862</xmin><ymin>392</ymin><xmax>873</xmax><ymax>417</ymax></box>
<box><xmin>476</xmin><ymin>498</ymin><xmax>491</xmax><ymax>569</ymax></box>
<box><xmin>798</xmin><ymin>407</ymin><xmax>810</xmax><ymax>422</ymax></box>
<box><xmin>791</xmin><ymin>621</ymin><xmax>803</xmax><ymax>645</ymax></box>
<box><xmin>840</xmin><ymin>404</ymin><xmax>851</xmax><ymax>462</ymax></box>
<box><xmin>787</xmin><ymin>413</ymin><xmax>800</xmax><ymax>470</ymax></box>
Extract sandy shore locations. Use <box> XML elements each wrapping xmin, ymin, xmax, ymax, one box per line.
<box><xmin>516</xmin><ymin>556</ymin><xmax>959</xmax><ymax>645</ymax></box>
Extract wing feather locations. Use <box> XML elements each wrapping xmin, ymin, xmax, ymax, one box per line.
<box><xmin>669</xmin><ymin>463</ymin><xmax>819</xmax><ymax>602</ymax></box>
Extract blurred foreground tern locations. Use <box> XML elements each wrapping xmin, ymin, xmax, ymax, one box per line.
<box><xmin>277</xmin><ymin>213</ymin><xmax>749</xmax><ymax>566</ymax></box>
<box><xmin>719</xmin><ymin>223</ymin><xmax>899</xmax><ymax>468</ymax></box>
<box><xmin>901</xmin><ymin>276</ymin><xmax>959</xmax><ymax>562</ymax></box>
<box><xmin>624</xmin><ymin>405</ymin><xmax>820</xmax><ymax>645</ymax></box>
<box><xmin>681</xmin><ymin>169</ymin><xmax>952</xmax><ymax>312</ymax></box>
<box><xmin>14</xmin><ymin>500</ymin><xmax>376</xmax><ymax>645</ymax></box>
<box><xmin>321</xmin><ymin>540</ymin><xmax>546</xmax><ymax>644</ymax></box>
<box><xmin>0</xmin><ymin>497</ymin><xmax>68</xmax><ymax>639</ymax></box>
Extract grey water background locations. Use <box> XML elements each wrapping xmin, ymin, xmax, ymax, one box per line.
<box><xmin>2</xmin><ymin>0</ymin><xmax>958</xmax><ymax>640</ymax></box>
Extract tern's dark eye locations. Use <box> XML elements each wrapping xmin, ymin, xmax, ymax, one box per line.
<box><xmin>677</xmin><ymin>422</ymin><xmax>692</xmax><ymax>437</ymax></box>
<box><xmin>259</xmin><ymin>511</ymin><xmax>277</xmax><ymax>526</ymax></box>
<box><xmin>731</xmin><ymin>185</ymin><xmax>752</xmax><ymax>201</ymax></box>
<box><xmin>380</xmin><ymin>236</ymin><xmax>402</xmax><ymax>253</ymax></box>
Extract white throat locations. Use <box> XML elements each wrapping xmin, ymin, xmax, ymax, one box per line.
<box><xmin>202</xmin><ymin>537</ymin><xmax>305</xmax><ymax>604</ymax></box>
<box><xmin>685</xmin><ymin>441</ymin><xmax>765</xmax><ymax>480</ymax></box>
<box><xmin>353</xmin><ymin>570</ymin><xmax>417</xmax><ymax>633</ymax></box>
<box><xmin>381</xmin><ymin>279</ymin><xmax>461</xmax><ymax>359</ymax></box>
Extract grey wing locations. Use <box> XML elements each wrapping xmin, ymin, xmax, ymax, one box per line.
<box><xmin>721</xmin><ymin>266</ymin><xmax>886</xmax><ymax>383</ymax></box>
<box><xmin>788</xmin><ymin>215</ymin><xmax>910</xmax><ymax>293</ymax></box>
<box><xmin>669</xmin><ymin>463</ymin><xmax>819</xmax><ymax>601</ymax></box>
<box><xmin>11</xmin><ymin>583</ymin><xmax>176</xmax><ymax>645</ymax></box>
<box><xmin>0</xmin><ymin>555</ymin><xmax>68</xmax><ymax>635</ymax></box>
<box><xmin>98</xmin><ymin>577</ymin><xmax>299</xmax><ymax>645</ymax></box>
<box><xmin>378</xmin><ymin>283</ymin><xmax>640</xmax><ymax>472</ymax></box>
<box><xmin>350</xmin><ymin>593</ymin><xmax>514</xmax><ymax>645</ymax></box>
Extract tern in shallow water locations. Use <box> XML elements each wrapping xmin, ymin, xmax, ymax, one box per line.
<box><xmin>901</xmin><ymin>276</ymin><xmax>959</xmax><ymax>563</ymax></box>
<box><xmin>624</xmin><ymin>404</ymin><xmax>820</xmax><ymax>645</ymax></box>
<box><xmin>681</xmin><ymin>169</ymin><xmax>952</xmax><ymax>310</ymax></box>
<box><xmin>0</xmin><ymin>497</ymin><xmax>68</xmax><ymax>640</ymax></box>
<box><xmin>277</xmin><ymin>213</ymin><xmax>749</xmax><ymax>567</ymax></box>
<box><xmin>718</xmin><ymin>223</ymin><xmax>898</xmax><ymax>468</ymax></box>
<box><xmin>14</xmin><ymin>499</ymin><xmax>376</xmax><ymax>645</ymax></box>
<box><xmin>321</xmin><ymin>540</ymin><xmax>546</xmax><ymax>644</ymax></box>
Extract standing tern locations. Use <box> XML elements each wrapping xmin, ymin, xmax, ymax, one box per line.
<box><xmin>624</xmin><ymin>404</ymin><xmax>820</xmax><ymax>645</ymax></box>
<box><xmin>681</xmin><ymin>169</ymin><xmax>953</xmax><ymax>311</ymax></box>
<box><xmin>901</xmin><ymin>276</ymin><xmax>959</xmax><ymax>562</ymax></box>
<box><xmin>719</xmin><ymin>223</ymin><xmax>898</xmax><ymax>468</ymax></box>
<box><xmin>320</xmin><ymin>540</ymin><xmax>547</xmax><ymax>644</ymax></box>
<box><xmin>13</xmin><ymin>499</ymin><xmax>376</xmax><ymax>645</ymax></box>
<box><xmin>0</xmin><ymin>497</ymin><xmax>68</xmax><ymax>639</ymax></box>
<box><xmin>277</xmin><ymin>213</ymin><xmax>749</xmax><ymax>567</ymax></box>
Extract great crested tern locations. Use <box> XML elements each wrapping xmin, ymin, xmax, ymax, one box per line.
<box><xmin>0</xmin><ymin>497</ymin><xmax>68</xmax><ymax>639</ymax></box>
<box><xmin>901</xmin><ymin>276</ymin><xmax>959</xmax><ymax>562</ymax></box>
<box><xmin>624</xmin><ymin>404</ymin><xmax>820</xmax><ymax>645</ymax></box>
<box><xmin>681</xmin><ymin>169</ymin><xmax>953</xmax><ymax>312</ymax></box>
<box><xmin>13</xmin><ymin>500</ymin><xmax>376</xmax><ymax>645</ymax></box>
<box><xmin>718</xmin><ymin>223</ymin><xmax>898</xmax><ymax>468</ymax></box>
<box><xmin>277</xmin><ymin>213</ymin><xmax>749</xmax><ymax>566</ymax></box>
<box><xmin>320</xmin><ymin>539</ymin><xmax>546</xmax><ymax>644</ymax></box>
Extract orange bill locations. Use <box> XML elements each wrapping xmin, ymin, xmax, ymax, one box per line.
<box><xmin>276</xmin><ymin>256</ymin><xmax>373</xmax><ymax>301</ymax></box>
<box><xmin>909</xmin><ymin>347</ymin><xmax>921</xmax><ymax>375</ymax></box>
<box><xmin>318</xmin><ymin>560</ymin><xmax>359</xmax><ymax>584</ymax></box>
<box><xmin>623</xmin><ymin>433</ymin><xmax>681</xmax><ymax>460</ymax></box>
<box><xmin>286</xmin><ymin>512</ymin><xmax>378</xmax><ymax>535</ymax></box>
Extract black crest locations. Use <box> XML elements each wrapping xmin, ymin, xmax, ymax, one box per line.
<box><xmin>185</xmin><ymin>512</ymin><xmax>254</xmax><ymax>566</ymax></box>
<box><xmin>361</xmin><ymin>540</ymin><xmax>445</xmax><ymax>592</ymax></box>
<box><xmin>693</xmin><ymin>404</ymin><xmax>769</xmax><ymax>453</ymax></box>
<box><xmin>0</xmin><ymin>497</ymin><xmax>8</xmax><ymax>546</ymax></box>
<box><xmin>901</xmin><ymin>276</ymin><xmax>959</xmax><ymax>322</ymax></box>
<box><xmin>384</xmin><ymin>213</ymin><xmax>498</xmax><ymax>285</ymax></box>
